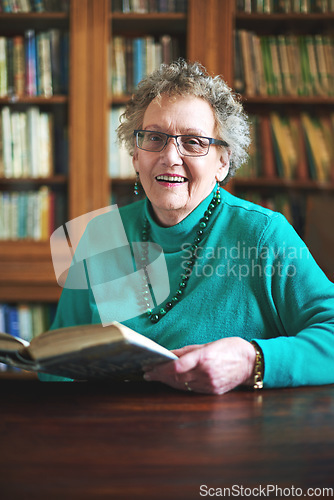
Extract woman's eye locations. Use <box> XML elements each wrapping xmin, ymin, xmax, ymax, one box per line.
<box><xmin>148</xmin><ymin>134</ymin><xmax>164</xmax><ymax>142</ymax></box>
<box><xmin>186</xmin><ymin>137</ymin><xmax>201</xmax><ymax>145</ymax></box>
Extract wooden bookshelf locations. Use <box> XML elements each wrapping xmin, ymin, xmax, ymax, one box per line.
<box><xmin>233</xmin><ymin>4</ymin><xmax>334</xmax><ymax>226</ymax></box>
<box><xmin>1</xmin><ymin>0</ymin><xmax>333</xmax><ymax>328</ymax></box>
<box><xmin>0</xmin><ymin>1</ymin><xmax>109</xmax><ymax>302</ymax></box>
<box><xmin>0</xmin><ymin>0</ymin><xmax>235</xmax><ymax>306</ymax></box>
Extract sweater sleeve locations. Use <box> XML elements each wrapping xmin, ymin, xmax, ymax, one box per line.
<box><xmin>253</xmin><ymin>214</ymin><xmax>334</xmax><ymax>388</ymax></box>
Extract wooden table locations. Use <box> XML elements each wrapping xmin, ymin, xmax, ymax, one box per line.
<box><xmin>1</xmin><ymin>380</ymin><xmax>333</xmax><ymax>500</ymax></box>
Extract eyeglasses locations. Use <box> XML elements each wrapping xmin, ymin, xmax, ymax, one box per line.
<box><xmin>134</xmin><ymin>130</ymin><xmax>229</xmax><ymax>157</ymax></box>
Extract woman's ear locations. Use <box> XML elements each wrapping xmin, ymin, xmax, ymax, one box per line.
<box><xmin>132</xmin><ymin>149</ymin><xmax>139</xmax><ymax>170</ymax></box>
<box><xmin>216</xmin><ymin>148</ymin><xmax>231</xmax><ymax>183</ymax></box>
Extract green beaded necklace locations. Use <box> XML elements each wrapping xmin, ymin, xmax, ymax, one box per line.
<box><xmin>141</xmin><ymin>186</ymin><xmax>221</xmax><ymax>324</ymax></box>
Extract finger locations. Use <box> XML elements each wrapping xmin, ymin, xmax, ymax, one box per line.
<box><xmin>143</xmin><ymin>358</ymin><xmax>178</xmax><ymax>380</ymax></box>
<box><xmin>173</xmin><ymin>348</ymin><xmax>202</xmax><ymax>375</ymax></box>
<box><xmin>144</xmin><ymin>348</ymin><xmax>201</xmax><ymax>381</ymax></box>
<box><xmin>171</xmin><ymin>344</ymin><xmax>202</xmax><ymax>356</ymax></box>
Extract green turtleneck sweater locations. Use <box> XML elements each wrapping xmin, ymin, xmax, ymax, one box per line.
<box><xmin>39</xmin><ymin>188</ymin><xmax>334</xmax><ymax>387</ymax></box>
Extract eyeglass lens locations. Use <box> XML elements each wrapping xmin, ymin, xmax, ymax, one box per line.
<box><xmin>137</xmin><ymin>131</ymin><xmax>210</xmax><ymax>156</ymax></box>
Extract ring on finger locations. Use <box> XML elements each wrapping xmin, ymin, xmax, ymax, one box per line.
<box><xmin>184</xmin><ymin>381</ymin><xmax>192</xmax><ymax>392</ymax></box>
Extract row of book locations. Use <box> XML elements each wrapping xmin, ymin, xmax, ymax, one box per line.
<box><xmin>0</xmin><ymin>0</ymin><xmax>69</xmax><ymax>12</ymax></box>
<box><xmin>235</xmin><ymin>31</ymin><xmax>334</xmax><ymax>97</ymax></box>
<box><xmin>110</xmin><ymin>35</ymin><xmax>181</xmax><ymax>95</ymax></box>
<box><xmin>0</xmin><ymin>302</ymin><xmax>56</xmax><ymax>372</ymax></box>
<box><xmin>236</xmin><ymin>0</ymin><xmax>334</xmax><ymax>12</ymax></box>
<box><xmin>0</xmin><ymin>187</ymin><xmax>66</xmax><ymax>240</ymax></box>
<box><xmin>109</xmin><ymin>106</ymin><xmax>135</xmax><ymax>179</ymax></box>
<box><xmin>0</xmin><ymin>30</ymin><xmax>69</xmax><ymax>98</ymax></box>
<box><xmin>0</xmin><ymin>106</ymin><xmax>59</xmax><ymax>178</ymax></box>
<box><xmin>239</xmin><ymin>112</ymin><xmax>334</xmax><ymax>182</ymax></box>
<box><xmin>111</xmin><ymin>0</ymin><xmax>187</xmax><ymax>13</ymax></box>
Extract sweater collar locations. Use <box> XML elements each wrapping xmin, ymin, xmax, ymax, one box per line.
<box><xmin>143</xmin><ymin>186</ymin><xmax>221</xmax><ymax>252</ymax></box>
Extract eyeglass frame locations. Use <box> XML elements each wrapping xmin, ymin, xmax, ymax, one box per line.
<box><xmin>133</xmin><ymin>129</ymin><xmax>229</xmax><ymax>157</ymax></box>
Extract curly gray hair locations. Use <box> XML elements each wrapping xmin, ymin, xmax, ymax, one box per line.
<box><xmin>117</xmin><ymin>59</ymin><xmax>250</xmax><ymax>184</ymax></box>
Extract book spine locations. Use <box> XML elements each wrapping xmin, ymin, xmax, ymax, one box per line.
<box><xmin>1</xmin><ymin>107</ymin><xmax>12</xmax><ymax>178</ymax></box>
<box><xmin>49</xmin><ymin>29</ymin><xmax>61</xmax><ymax>94</ymax></box>
<box><xmin>289</xmin><ymin>115</ymin><xmax>309</xmax><ymax>181</ymax></box>
<box><xmin>13</xmin><ymin>36</ymin><xmax>25</xmax><ymax>97</ymax></box>
<box><xmin>7</xmin><ymin>306</ymin><xmax>20</xmax><ymax>338</ymax></box>
<box><xmin>59</xmin><ymin>31</ymin><xmax>69</xmax><ymax>94</ymax></box>
<box><xmin>0</xmin><ymin>109</ymin><xmax>4</xmax><ymax>177</ymax></box>
<box><xmin>25</xmin><ymin>30</ymin><xmax>37</xmax><ymax>97</ymax></box>
<box><xmin>26</xmin><ymin>106</ymin><xmax>40</xmax><ymax>177</ymax></box>
<box><xmin>133</xmin><ymin>38</ymin><xmax>143</xmax><ymax>89</ymax></box>
<box><xmin>0</xmin><ymin>37</ymin><xmax>7</xmax><ymax>98</ymax></box>
<box><xmin>32</xmin><ymin>0</ymin><xmax>44</xmax><ymax>12</ymax></box>
<box><xmin>233</xmin><ymin>31</ymin><xmax>245</xmax><ymax>94</ymax></box>
<box><xmin>38</xmin><ymin>112</ymin><xmax>54</xmax><ymax>176</ymax></box>
<box><xmin>11</xmin><ymin>111</ymin><xmax>23</xmax><ymax>178</ymax></box>
<box><xmin>6</xmin><ymin>38</ymin><xmax>14</xmax><ymax>97</ymax></box>
<box><xmin>38</xmin><ymin>32</ymin><xmax>53</xmax><ymax>97</ymax></box>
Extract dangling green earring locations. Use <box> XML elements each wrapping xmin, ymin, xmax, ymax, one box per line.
<box><xmin>134</xmin><ymin>172</ymin><xmax>139</xmax><ymax>196</ymax></box>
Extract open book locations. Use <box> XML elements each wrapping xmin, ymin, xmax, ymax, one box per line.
<box><xmin>0</xmin><ymin>321</ymin><xmax>177</xmax><ymax>380</ymax></box>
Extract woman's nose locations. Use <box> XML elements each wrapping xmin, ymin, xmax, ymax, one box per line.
<box><xmin>160</xmin><ymin>137</ymin><xmax>183</xmax><ymax>162</ymax></box>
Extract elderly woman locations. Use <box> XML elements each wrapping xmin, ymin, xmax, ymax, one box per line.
<box><xmin>43</xmin><ymin>60</ymin><xmax>334</xmax><ymax>393</ymax></box>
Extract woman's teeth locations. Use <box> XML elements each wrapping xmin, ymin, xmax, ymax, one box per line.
<box><xmin>156</xmin><ymin>175</ymin><xmax>187</xmax><ymax>183</ymax></box>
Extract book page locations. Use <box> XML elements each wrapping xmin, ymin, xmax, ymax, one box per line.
<box><xmin>0</xmin><ymin>332</ymin><xmax>29</xmax><ymax>353</ymax></box>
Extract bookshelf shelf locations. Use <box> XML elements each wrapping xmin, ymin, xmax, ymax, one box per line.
<box><xmin>235</xmin><ymin>12</ymin><xmax>334</xmax><ymax>32</ymax></box>
<box><xmin>0</xmin><ymin>96</ymin><xmax>68</xmax><ymax>104</ymax></box>
<box><xmin>242</xmin><ymin>96</ymin><xmax>334</xmax><ymax>106</ymax></box>
<box><xmin>0</xmin><ymin>13</ymin><xmax>68</xmax><ymax>19</ymax></box>
<box><xmin>0</xmin><ymin>175</ymin><xmax>67</xmax><ymax>186</ymax></box>
<box><xmin>0</xmin><ymin>12</ymin><xmax>69</xmax><ymax>32</ymax></box>
<box><xmin>0</xmin><ymin>240</ymin><xmax>52</xmax><ymax>258</ymax></box>
<box><xmin>110</xmin><ymin>95</ymin><xmax>132</xmax><ymax>105</ymax></box>
<box><xmin>236</xmin><ymin>12</ymin><xmax>334</xmax><ymax>21</ymax></box>
<box><xmin>0</xmin><ymin>240</ymin><xmax>60</xmax><ymax>302</ymax></box>
<box><xmin>234</xmin><ymin>178</ymin><xmax>334</xmax><ymax>192</ymax></box>
<box><xmin>110</xmin><ymin>177</ymin><xmax>134</xmax><ymax>184</ymax></box>
<box><xmin>110</xmin><ymin>12</ymin><xmax>187</xmax><ymax>34</ymax></box>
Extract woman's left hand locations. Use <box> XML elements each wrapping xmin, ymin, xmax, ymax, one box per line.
<box><xmin>143</xmin><ymin>337</ymin><xmax>257</xmax><ymax>395</ymax></box>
